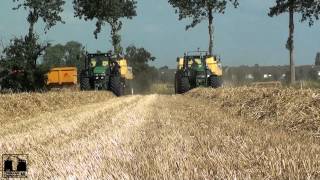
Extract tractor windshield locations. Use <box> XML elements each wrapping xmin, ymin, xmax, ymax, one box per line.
<box><xmin>187</xmin><ymin>56</ymin><xmax>205</xmax><ymax>68</ymax></box>
<box><xmin>90</xmin><ymin>56</ymin><xmax>109</xmax><ymax>67</ymax></box>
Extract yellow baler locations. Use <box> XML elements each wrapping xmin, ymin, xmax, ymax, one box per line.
<box><xmin>117</xmin><ymin>58</ymin><xmax>133</xmax><ymax>80</ymax></box>
<box><xmin>177</xmin><ymin>57</ymin><xmax>184</xmax><ymax>70</ymax></box>
<box><xmin>205</xmin><ymin>56</ymin><xmax>223</xmax><ymax>76</ymax></box>
<box><xmin>46</xmin><ymin>67</ymin><xmax>78</xmax><ymax>87</ymax></box>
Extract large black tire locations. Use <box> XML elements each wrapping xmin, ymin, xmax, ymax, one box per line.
<box><xmin>175</xmin><ymin>73</ymin><xmax>190</xmax><ymax>94</ymax></box>
<box><xmin>80</xmin><ymin>77</ymin><xmax>91</xmax><ymax>91</ymax></box>
<box><xmin>208</xmin><ymin>75</ymin><xmax>222</xmax><ymax>88</ymax></box>
<box><xmin>174</xmin><ymin>73</ymin><xmax>179</xmax><ymax>94</ymax></box>
<box><xmin>109</xmin><ymin>75</ymin><xmax>124</xmax><ymax>97</ymax></box>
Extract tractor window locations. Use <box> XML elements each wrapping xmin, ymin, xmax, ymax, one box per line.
<box><xmin>90</xmin><ymin>56</ymin><xmax>109</xmax><ymax>67</ymax></box>
<box><xmin>102</xmin><ymin>61</ymin><xmax>108</xmax><ymax>67</ymax></box>
<box><xmin>188</xmin><ymin>58</ymin><xmax>203</xmax><ymax>68</ymax></box>
<box><xmin>194</xmin><ymin>58</ymin><xmax>202</xmax><ymax>65</ymax></box>
<box><xmin>97</xmin><ymin>56</ymin><xmax>108</xmax><ymax>67</ymax></box>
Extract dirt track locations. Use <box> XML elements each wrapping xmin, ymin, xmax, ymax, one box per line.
<box><xmin>1</xmin><ymin>94</ymin><xmax>320</xmax><ymax>179</ymax></box>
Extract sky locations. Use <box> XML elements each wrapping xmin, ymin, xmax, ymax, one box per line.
<box><xmin>0</xmin><ymin>0</ymin><xmax>320</xmax><ymax>68</ymax></box>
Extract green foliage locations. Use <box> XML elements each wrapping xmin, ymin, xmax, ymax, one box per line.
<box><xmin>43</xmin><ymin>44</ymin><xmax>65</xmax><ymax>68</ymax></box>
<box><xmin>3</xmin><ymin>36</ymin><xmax>49</xmax><ymax>69</ymax></box>
<box><xmin>64</xmin><ymin>41</ymin><xmax>86</xmax><ymax>69</ymax></box>
<box><xmin>269</xmin><ymin>0</ymin><xmax>320</xmax><ymax>26</ymax></box>
<box><xmin>168</xmin><ymin>0</ymin><xmax>239</xmax><ymax>54</ymax></box>
<box><xmin>13</xmin><ymin>0</ymin><xmax>65</xmax><ymax>29</ymax></box>
<box><xmin>125</xmin><ymin>45</ymin><xmax>158</xmax><ymax>93</ymax></box>
<box><xmin>11</xmin><ymin>0</ymin><xmax>66</xmax><ymax>68</ymax></box>
<box><xmin>73</xmin><ymin>0</ymin><xmax>137</xmax><ymax>54</ymax></box>
<box><xmin>0</xmin><ymin>0</ymin><xmax>65</xmax><ymax>91</ymax></box>
<box><xmin>0</xmin><ymin>37</ymin><xmax>48</xmax><ymax>91</ymax></box>
<box><xmin>126</xmin><ymin>46</ymin><xmax>155</xmax><ymax>73</ymax></box>
<box><xmin>0</xmin><ymin>67</ymin><xmax>47</xmax><ymax>92</ymax></box>
<box><xmin>168</xmin><ymin>0</ymin><xmax>238</xmax><ymax>29</ymax></box>
<box><xmin>43</xmin><ymin>41</ymin><xmax>86</xmax><ymax>71</ymax></box>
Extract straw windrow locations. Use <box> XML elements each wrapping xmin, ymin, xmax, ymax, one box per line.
<box><xmin>0</xmin><ymin>91</ymin><xmax>114</xmax><ymax>122</ymax></box>
<box><xmin>187</xmin><ymin>87</ymin><xmax>320</xmax><ymax>136</ymax></box>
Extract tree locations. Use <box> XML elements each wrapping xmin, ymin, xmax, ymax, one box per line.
<box><xmin>13</xmin><ymin>0</ymin><xmax>65</xmax><ymax>68</ymax></box>
<box><xmin>315</xmin><ymin>52</ymin><xmax>320</xmax><ymax>66</ymax></box>
<box><xmin>125</xmin><ymin>45</ymin><xmax>157</xmax><ymax>93</ymax></box>
<box><xmin>73</xmin><ymin>0</ymin><xmax>137</xmax><ymax>54</ymax></box>
<box><xmin>269</xmin><ymin>0</ymin><xmax>320</xmax><ymax>84</ymax></box>
<box><xmin>0</xmin><ymin>0</ymin><xmax>65</xmax><ymax>91</ymax></box>
<box><xmin>0</xmin><ymin>37</ymin><xmax>50</xmax><ymax>91</ymax></box>
<box><xmin>168</xmin><ymin>0</ymin><xmax>239</xmax><ymax>55</ymax></box>
<box><xmin>43</xmin><ymin>44</ymin><xmax>66</xmax><ymax>68</ymax></box>
<box><xmin>64</xmin><ymin>41</ymin><xmax>86</xmax><ymax>70</ymax></box>
<box><xmin>43</xmin><ymin>41</ymin><xmax>86</xmax><ymax>71</ymax></box>
<box><xmin>126</xmin><ymin>45</ymin><xmax>156</xmax><ymax>73</ymax></box>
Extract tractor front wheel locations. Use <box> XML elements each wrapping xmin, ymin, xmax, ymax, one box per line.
<box><xmin>109</xmin><ymin>76</ymin><xmax>124</xmax><ymax>97</ymax></box>
<box><xmin>208</xmin><ymin>75</ymin><xmax>222</xmax><ymax>88</ymax></box>
<box><xmin>175</xmin><ymin>73</ymin><xmax>190</xmax><ymax>94</ymax></box>
<box><xmin>80</xmin><ymin>77</ymin><xmax>91</xmax><ymax>91</ymax></box>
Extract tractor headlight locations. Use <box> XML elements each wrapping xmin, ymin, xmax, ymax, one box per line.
<box><xmin>218</xmin><ymin>63</ymin><xmax>222</xmax><ymax>69</ymax></box>
<box><xmin>197</xmin><ymin>75</ymin><xmax>206</xmax><ymax>78</ymax></box>
<box><xmin>96</xmin><ymin>76</ymin><xmax>99</xmax><ymax>80</ymax></box>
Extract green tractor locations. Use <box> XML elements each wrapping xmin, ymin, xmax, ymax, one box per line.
<box><xmin>80</xmin><ymin>52</ymin><xmax>133</xmax><ymax>96</ymax></box>
<box><xmin>175</xmin><ymin>51</ymin><xmax>223</xmax><ymax>94</ymax></box>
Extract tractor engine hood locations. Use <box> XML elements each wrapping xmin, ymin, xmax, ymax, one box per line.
<box><xmin>93</xmin><ymin>66</ymin><xmax>107</xmax><ymax>75</ymax></box>
<box><xmin>196</xmin><ymin>71</ymin><xmax>207</xmax><ymax>79</ymax></box>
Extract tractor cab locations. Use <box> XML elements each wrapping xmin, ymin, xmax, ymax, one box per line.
<box><xmin>88</xmin><ymin>54</ymin><xmax>111</xmax><ymax>77</ymax></box>
<box><xmin>187</xmin><ymin>56</ymin><xmax>206</xmax><ymax>73</ymax></box>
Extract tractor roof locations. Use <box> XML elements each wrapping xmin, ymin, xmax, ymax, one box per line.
<box><xmin>87</xmin><ymin>53</ymin><xmax>111</xmax><ymax>58</ymax></box>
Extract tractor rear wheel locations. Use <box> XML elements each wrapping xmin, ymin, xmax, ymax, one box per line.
<box><xmin>175</xmin><ymin>73</ymin><xmax>190</xmax><ymax>94</ymax></box>
<box><xmin>208</xmin><ymin>75</ymin><xmax>222</xmax><ymax>88</ymax></box>
<box><xmin>109</xmin><ymin>75</ymin><xmax>124</xmax><ymax>97</ymax></box>
<box><xmin>80</xmin><ymin>77</ymin><xmax>91</xmax><ymax>91</ymax></box>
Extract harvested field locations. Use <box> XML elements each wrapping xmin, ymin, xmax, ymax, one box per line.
<box><xmin>149</xmin><ymin>83</ymin><xmax>174</xmax><ymax>94</ymax></box>
<box><xmin>0</xmin><ymin>91</ymin><xmax>114</xmax><ymax>122</ymax></box>
<box><xmin>187</xmin><ymin>87</ymin><xmax>320</xmax><ymax>136</ymax></box>
<box><xmin>0</xmin><ymin>89</ymin><xmax>319</xmax><ymax>179</ymax></box>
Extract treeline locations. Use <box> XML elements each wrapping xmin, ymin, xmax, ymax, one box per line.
<box><xmin>224</xmin><ymin>65</ymin><xmax>320</xmax><ymax>86</ymax></box>
<box><xmin>0</xmin><ymin>0</ymin><xmax>153</xmax><ymax>92</ymax></box>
